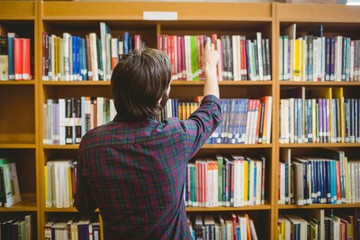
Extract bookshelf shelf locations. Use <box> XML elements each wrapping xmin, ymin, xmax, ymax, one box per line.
<box><xmin>202</xmin><ymin>144</ymin><xmax>272</xmax><ymax>149</ymax></box>
<box><xmin>279</xmin><ymin>81</ymin><xmax>360</xmax><ymax>86</ymax></box>
<box><xmin>278</xmin><ymin>203</ymin><xmax>360</xmax><ymax>210</ymax></box>
<box><xmin>43</xmin><ymin>144</ymin><xmax>79</xmax><ymax>150</ymax></box>
<box><xmin>44</xmin><ymin>207</ymin><xmax>100</xmax><ymax>213</ymax></box>
<box><xmin>186</xmin><ymin>204</ymin><xmax>272</xmax><ymax>212</ymax></box>
<box><xmin>0</xmin><ymin>2</ymin><xmax>35</xmax><ymax>20</ymax></box>
<box><xmin>42</xmin><ymin>81</ymin><xmax>110</xmax><ymax>86</ymax></box>
<box><xmin>0</xmin><ymin>81</ymin><xmax>36</xmax><ymax>85</ymax></box>
<box><xmin>279</xmin><ymin>143</ymin><xmax>360</xmax><ymax>148</ymax></box>
<box><xmin>0</xmin><ymin>194</ymin><xmax>37</xmax><ymax>212</ymax></box>
<box><xmin>0</xmin><ymin>143</ymin><xmax>36</xmax><ymax>149</ymax></box>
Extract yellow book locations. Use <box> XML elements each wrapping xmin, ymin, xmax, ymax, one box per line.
<box><xmin>294</xmin><ymin>39</ymin><xmax>301</xmax><ymax>81</ymax></box>
<box><xmin>178</xmin><ymin>103</ymin><xmax>183</xmax><ymax>120</ymax></box>
<box><xmin>44</xmin><ymin>165</ymin><xmax>48</xmax><ymax>207</ymax></box>
<box><xmin>243</xmin><ymin>160</ymin><xmax>249</xmax><ymax>205</ymax></box>
<box><xmin>68</xmin><ymin>166</ymin><xmax>73</xmax><ymax>207</ymax></box>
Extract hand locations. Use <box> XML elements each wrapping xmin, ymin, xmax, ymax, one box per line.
<box><xmin>202</xmin><ymin>37</ymin><xmax>219</xmax><ymax>73</ymax></box>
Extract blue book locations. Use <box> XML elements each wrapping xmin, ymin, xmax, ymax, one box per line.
<box><xmin>345</xmin><ymin>37</ymin><xmax>351</xmax><ymax>82</ymax></box>
<box><xmin>72</xmin><ymin>36</ymin><xmax>77</xmax><ymax>80</ymax></box>
<box><xmin>319</xmin><ymin>160</ymin><xmax>326</xmax><ymax>203</ymax></box>
<box><xmin>7</xmin><ymin>33</ymin><xmax>15</xmax><ymax>80</ymax></box>
<box><xmin>307</xmin><ymin>99</ymin><xmax>313</xmax><ymax>143</ymax></box>
<box><xmin>297</xmin><ymin>98</ymin><xmax>303</xmax><ymax>143</ymax></box>
<box><xmin>123</xmin><ymin>32</ymin><xmax>129</xmax><ymax>54</ymax></box>
<box><xmin>228</xmin><ymin>99</ymin><xmax>237</xmax><ymax>144</ymax></box>
<box><xmin>330</xmin><ymin>160</ymin><xmax>337</xmax><ymax>204</ymax></box>
<box><xmin>325</xmin><ymin>38</ymin><xmax>331</xmax><ymax>81</ymax></box>
<box><xmin>345</xmin><ymin>99</ymin><xmax>351</xmax><ymax>143</ymax></box>
<box><xmin>326</xmin><ymin>160</ymin><xmax>331</xmax><ymax>204</ymax></box>
<box><xmin>330</xmin><ymin>37</ymin><xmax>335</xmax><ymax>81</ymax></box>
<box><xmin>284</xmin><ymin>162</ymin><xmax>289</xmax><ymax>204</ymax></box>
<box><xmin>342</xmin><ymin>36</ymin><xmax>346</xmax><ymax>81</ymax></box>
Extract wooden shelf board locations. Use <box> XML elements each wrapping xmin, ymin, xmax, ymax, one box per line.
<box><xmin>279</xmin><ymin>143</ymin><xmax>360</xmax><ymax>148</ymax></box>
<box><xmin>0</xmin><ymin>143</ymin><xmax>36</xmax><ymax>149</ymax></box>
<box><xmin>43</xmin><ymin>144</ymin><xmax>80</xmax><ymax>150</ymax></box>
<box><xmin>42</xmin><ymin>2</ymin><xmax>273</xmax><ymax>21</ymax></box>
<box><xmin>0</xmin><ymin>80</ymin><xmax>35</xmax><ymax>85</ymax></box>
<box><xmin>186</xmin><ymin>205</ymin><xmax>272</xmax><ymax>212</ymax></box>
<box><xmin>42</xmin><ymin>81</ymin><xmax>110</xmax><ymax>86</ymax></box>
<box><xmin>280</xmin><ymin>81</ymin><xmax>360</xmax><ymax>86</ymax></box>
<box><xmin>43</xmin><ymin>144</ymin><xmax>272</xmax><ymax>150</ymax></box>
<box><xmin>278</xmin><ymin>203</ymin><xmax>360</xmax><ymax>209</ymax></box>
<box><xmin>44</xmin><ymin>207</ymin><xmax>100</xmax><ymax>213</ymax></box>
<box><xmin>0</xmin><ymin>1</ymin><xmax>35</xmax><ymax>20</ymax></box>
<box><xmin>41</xmin><ymin>80</ymin><xmax>273</xmax><ymax>87</ymax></box>
<box><xmin>203</xmin><ymin>144</ymin><xmax>272</xmax><ymax>149</ymax></box>
<box><xmin>0</xmin><ymin>193</ymin><xmax>37</xmax><ymax>212</ymax></box>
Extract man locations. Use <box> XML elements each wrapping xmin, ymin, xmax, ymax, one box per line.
<box><xmin>75</xmin><ymin>38</ymin><xmax>221</xmax><ymax>239</ymax></box>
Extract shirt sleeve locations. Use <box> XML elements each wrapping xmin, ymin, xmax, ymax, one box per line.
<box><xmin>180</xmin><ymin>94</ymin><xmax>222</xmax><ymax>160</ymax></box>
<box><xmin>74</xmin><ymin>150</ymin><xmax>98</xmax><ymax>214</ymax></box>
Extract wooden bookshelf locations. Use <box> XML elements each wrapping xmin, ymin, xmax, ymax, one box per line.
<box><xmin>0</xmin><ymin>1</ymin><xmax>359</xmax><ymax>239</ymax></box>
<box><xmin>275</xmin><ymin>2</ymin><xmax>360</xmax><ymax>240</ymax></box>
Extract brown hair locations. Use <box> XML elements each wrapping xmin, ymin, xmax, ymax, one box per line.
<box><xmin>111</xmin><ymin>48</ymin><xmax>172</xmax><ymax>120</ymax></box>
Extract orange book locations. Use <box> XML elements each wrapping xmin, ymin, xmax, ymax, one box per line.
<box><xmin>14</xmin><ymin>38</ymin><xmax>23</xmax><ymax>80</ymax></box>
<box><xmin>22</xmin><ymin>38</ymin><xmax>31</xmax><ymax>80</ymax></box>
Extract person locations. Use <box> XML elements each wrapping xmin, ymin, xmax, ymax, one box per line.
<box><xmin>75</xmin><ymin>38</ymin><xmax>222</xmax><ymax>239</ymax></box>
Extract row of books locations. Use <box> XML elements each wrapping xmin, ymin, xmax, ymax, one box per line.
<box><xmin>42</xmin><ymin>22</ymin><xmax>144</xmax><ymax>81</ymax></box>
<box><xmin>0</xmin><ymin>158</ymin><xmax>21</xmax><ymax>208</ymax></box>
<box><xmin>158</xmin><ymin>33</ymin><xmax>271</xmax><ymax>81</ymax></box>
<box><xmin>45</xmin><ymin>160</ymin><xmax>77</xmax><ymax>208</ymax></box>
<box><xmin>278</xmin><ymin>209</ymin><xmax>360</xmax><ymax>240</ymax></box>
<box><xmin>0</xmin><ymin>215</ymin><xmax>34</xmax><ymax>240</ymax></box>
<box><xmin>279</xmin><ymin>87</ymin><xmax>360</xmax><ymax>144</ymax></box>
<box><xmin>43</xmin><ymin>97</ymin><xmax>116</xmax><ymax>145</ymax></box>
<box><xmin>45</xmin><ymin>217</ymin><xmax>99</xmax><ymax>240</ymax></box>
<box><xmin>188</xmin><ymin>213</ymin><xmax>258</xmax><ymax>240</ymax></box>
<box><xmin>279</xmin><ymin>23</ymin><xmax>360</xmax><ymax>82</ymax></box>
<box><xmin>278</xmin><ymin>149</ymin><xmax>360</xmax><ymax>206</ymax></box>
<box><xmin>0</xmin><ymin>28</ymin><xmax>32</xmax><ymax>81</ymax></box>
<box><xmin>209</xmin><ymin>97</ymin><xmax>272</xmax><ymax>144</ymax></box>
<box><xmin>185</xmin><ymin>155</ymin><xmax>266</xmax><ymax>208</ymax></box>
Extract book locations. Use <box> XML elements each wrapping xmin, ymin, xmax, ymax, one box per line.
<box><xmin>0</xmin><ymin>159</ymin><xmax>21</xmax><ymax>207</ymax></box>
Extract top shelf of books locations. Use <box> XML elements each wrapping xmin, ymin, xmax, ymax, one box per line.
<box><xmin>0</xmin><ymin>2</ymin><xmax>36</xmax><ymax>20</ymax></box>
<box><xmin>41</xmin><ymin>2</ymin><xmax>273</xmax><ymax>21</ymax></box>
<box><xmin>276</xmin><ymin>3</ymin><xmax>360</xmax><ymax>23</ymax></box>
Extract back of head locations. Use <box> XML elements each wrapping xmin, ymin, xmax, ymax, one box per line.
<box><xmin>111</xmin><ymin>48</ymin><xmax>172</xmax><ymax>120</ymax></box>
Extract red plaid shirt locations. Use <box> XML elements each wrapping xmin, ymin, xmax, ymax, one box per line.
<box><xmin>75</xmin><ymin>95</ymin><xmax>222</xmax><ymax>239</ymax></box>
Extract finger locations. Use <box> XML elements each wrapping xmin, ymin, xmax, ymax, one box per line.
<box><xmin>206</xmin><ymin>37</ymin><xmax>211</xmax><ymax>49</ymax></box>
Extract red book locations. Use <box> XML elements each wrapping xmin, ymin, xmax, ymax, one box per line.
<box><xmin>14</xmin><ymin>38</ymin><xmax>23</xmax><ymax>80</ymax></box>
<box><xmin>335</xmin><ymin>160</ymin><xmax>341</xmax><ymax>203</ymax></box>
<box><xmin>177</xmin><ymin>36</ymin><xmax>182</xmax><ymax>80</ymax></box>
<box><xmin>22</xmin><ymin>38</ymin><xmax>31</xmax><ymax>80</ymax></box>
<box><xmin>85</xmin><ymin>35</ymin><xmax>93</xmax><ymax>80</ymax></box>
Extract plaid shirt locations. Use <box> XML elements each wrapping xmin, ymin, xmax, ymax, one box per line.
<box><xmin>75</xmin><ymin>95</ymin><xmax>222</xmax><ymax>240</ymax></box>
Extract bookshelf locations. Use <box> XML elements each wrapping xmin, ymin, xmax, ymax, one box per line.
<box><xmin>0</xmin><ymin>1</ymin><xmax>359</xmax><ymax>239</ymax></box>
<box><xmin>0</xmin><ymin>1</ymin><xmax>39</xmax><ymax>239</ymax></box>
<box><xmin>275</xmin><ymin>2</ymin><xmax>360</xmax><ymax>240</ymax></box>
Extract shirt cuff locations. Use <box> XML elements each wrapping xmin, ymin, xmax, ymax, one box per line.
<box><xmin>201</xmin><ymin>94</ymin><xmax>220</xmax><ymax>104</ymax></box>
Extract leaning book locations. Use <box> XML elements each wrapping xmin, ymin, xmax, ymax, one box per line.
<box><xmin>0</xmin><ymin>158</ymin><xmax>21</xmax><ymax>207</ymax></box>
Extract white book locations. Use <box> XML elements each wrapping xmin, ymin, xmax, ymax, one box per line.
<box><xmin>256</xmin><ymin>32</ymin><xmax>264</xmax><ymax>81</ymax></box>
<box><xmin>58</xmin><ymin>99</ymin><xmax>66</xmax><ymax>145</ymax></box>
<box><xmin>248</xmin><ymin>159</ymin><xmax>255</xmax><ymax>205</ymax></box>
<box><xmin>3</xmin><ymin>162</ymin><xmax>21</xmax><ymax>207</ymax></box>
<box><xmin>255</xmin><ymin>160</ymin><xmax>262</xmax><ymax>205</ymax></box>
<box><xmin>105</xmin><ymin>33</ymin><xmax>112</xmax><ymax>80</ymax></box>
<box><xmin>89</xmin><ymin>33</ymin><xmax>99</xmax><ymax>81</ymax></box>
<box><xmin>100</xmin><ymin>22</ymin><xmax>112</xmax><ymax>81</ymax></box>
